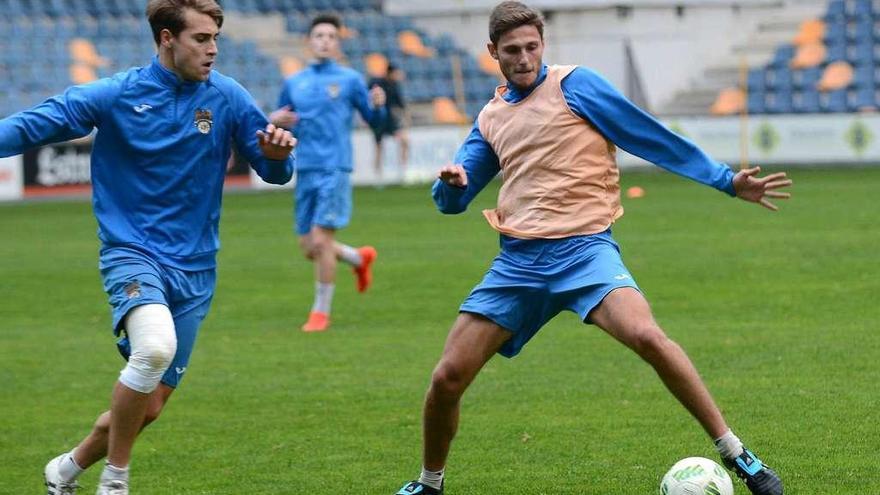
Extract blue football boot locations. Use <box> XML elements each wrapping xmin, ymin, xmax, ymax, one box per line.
<box><xmin>395</xmin><ymin>481</ymin><xmax>443</xmax><ymax>495</ymax></box>
<box><xmin>724</xmin><ymin>448</ymin><xmax>783</xmax><ymax>495</ymax></box>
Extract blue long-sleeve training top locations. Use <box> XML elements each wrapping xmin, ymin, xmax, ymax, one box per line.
<box><xmin>0</xmin><ymin>57</ymin><xmax>294</xmax><ymax>270</ymax></box>
<box><xmin>433</xmin><ymin>64</ymin><xmax>736</xmax><ymax>215</ymax></box>
<box><xmin>277</xmin><ymin>59</ymin><xmax>385</xmax><ymax>172</ymax></box>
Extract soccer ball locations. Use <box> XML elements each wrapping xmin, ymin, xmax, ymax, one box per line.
<box><xmin>660</xmin><ymin>457</ymin><xmax>734</xmax><ymax>495</ymax></box>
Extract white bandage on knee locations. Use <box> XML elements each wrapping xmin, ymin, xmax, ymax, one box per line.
<box><xmin>118</xmin><ymin>304</ymin><xmax>177</xmax><ymax>394</ymax></box>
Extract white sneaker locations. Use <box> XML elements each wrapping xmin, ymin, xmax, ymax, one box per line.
<box><xmin>95</xmin><ymin>479</ymin><xmax>128</xmax><ymax>495</ymax></box>
<box><xmin>44</xmin><ymin>454</ymin><xmax>81</xmax><ymax>495</ymax></box>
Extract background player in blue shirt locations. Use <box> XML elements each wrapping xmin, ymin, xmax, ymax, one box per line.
<box><xmin>0</xmin><ymin>1</ymin><xmax>295</xmax><ymax>493</ymax></box>
<box><xmin>271</xmin><ymin>13</ymin><xmax>387</xmax><ymax>332</ymax></box>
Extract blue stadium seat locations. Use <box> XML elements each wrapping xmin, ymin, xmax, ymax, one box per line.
<box><xmin>747</xmin><ymin>90</ymin><xmax>766</xmax><ymax>113</ymax></box>
<box><xmin>793</xmin><ymin>89</ymin><xmax>821</xmax><ymax>112</ymax></box>
<box><xmin>765</xmin><ymin>67</ymin><xmax>794</xmax><ymax>90</ymax></box>
<box><xmin>821</xmin><ymin>89</ymin><xmax>849</xmax><ymax>112</ymax></box>
<box><xmin>794</xmin><ymin>67</ymin><xmax>822</xmax><ymax>89</ymax></box>
<box><xmin>826</xmin><ymin>41</ymin><xmax>849</xmax><ymax>62</ymax></box>
<box><xmin>824</xmin><ymin>19</ymin><xmax>849</xmax><ymax>45</ymax></box>
<box><xmin>854</xmin><ymin>86</ymin><xmax>877</xmax><ymax>108</ymax></box>
<box><xmin>765</xmin><ymin>90</ymin><xmax>793</xmax><ymax>113</ymax></box>
<box><xmin>825</xmin><ymin>0</ymin><xmax>846</xmax><ymax>20</ymax></box>
<box><xmin>769</xmin><ymin>44</ymin><xmax>796</xmax><ymax>68</ymax></box>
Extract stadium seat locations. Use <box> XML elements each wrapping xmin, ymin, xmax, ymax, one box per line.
<box><xmin>363</xmin><ymin>52</ymin><xmax>389</xmax><ymax>77</ymax></box>
<box><xmin>821</xmin><ymin>88</ymin><xmax>849</xmax><ymax>111</ymax></box>
<box><xmin>793</xmin><ymin>88</ymin><xmax>821</xmax><ymax>112</ymax></box>
<box><xmin>710</xmin><ymin>88</ymin><xmax>746</xmax><ymax>115</ymax></box>
<box><xmin>279</xmin><ymin>55</ymin><xmax>303</xmax><ymax>77</ymax></box>
<box><xmin>818</xmin><ymin>60</ymin><xmax>854</xmax><ymax>90</ymax></box>
<box><xmin>794</xmin><ymin>67</ymin><xmax>823</xmax><ymax>89</ymax></box>
<box><xmin>478</xmin><ymin>52</ymin><xmax>503</xmax><ymax>77</ymax></box>
<box><xmin>793</xmin><ymin>19</ymin><xmax>826</xmax><ymax>45</ymax></box>
<box><xmin>398</xmin><ymin>30</ymin><xmax>435</xmax><ymax>58</ymax></box>
<box><xmin>790</xmin><ymin>42</ymin><xmax>826</xmax><ymax>68</ymax></box>
<box><xmin>854</xmin><ymin>86</ymin><xmax>877</xmax><ymax>109</ymax></box>
<box><xmin>766</xmin><ymin>90</ymin><xmax>794</xmax><ymax>113</ymax></box>
<box><xmin>433</xmin><ymin>97</ymin><xmax>469</xmax><ymax>124</ymax></box>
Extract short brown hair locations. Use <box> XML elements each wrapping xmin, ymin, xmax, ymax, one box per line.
<box><xmin>146</xmin><ymin>0</ymin><xmax>224</xmax><ymax>46</ymax></box>
<box><xmin>489</xmin><ymin>1</ymin><xmax>544</xmax><ymax>45</ymax></box>
<box><xmin>310</xmin><ymin>13</ymin><xmax>342</xmax><ymax>34</ymax></box>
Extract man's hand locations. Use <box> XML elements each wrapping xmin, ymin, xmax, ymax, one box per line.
<box><xmin>268</xmin><ymin>106</ymin><xmax>298</xmax><ymax>129</ymax></box>
<box><xmin>370</xmin><ymin>86</ymin><xmax>386</xmax><ymax>107</ymax></box>
<box><xmin>438</xmin><ymin>164</ymin><xmax>467</xmax><ymax>188</ymax></box>
<box><xmin>256</xmin><ymin>124</ymin><xmax>297</xmax><ymax>161</ymax></box>
<box><xmin>732</xmin><ymin>166</ymin><xmax>792</xmax><ymax>211</ymax></box>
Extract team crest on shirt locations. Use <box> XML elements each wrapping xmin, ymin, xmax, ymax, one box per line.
<box><xmin>194</xmin><ymin>108</ymin><xmax>213</xmax><ymax>134</ymax></box>
<box><xmin>124</xmin><ymin>281</ymin><xmax>141</xmax><ymax>299</ymax></box>
<box><xmin>327</xmin><ymin>83</ymin><xmax>340</xmax><ymax>98</ymax></box>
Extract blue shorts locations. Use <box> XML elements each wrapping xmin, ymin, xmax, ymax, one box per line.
<box><xmin>460</xmin><ymin>230</ymin><xmax>639</xmax><ymax>358</ymax></box>
<box><xmin>100</xmin><ymin>246</ymin><xmax>216</xmax><ymax>388</ymax></box>
<box><xmin>294</xmin><ymin>169</ymin><xmax>352</xmax><ymax>236</ymax></box>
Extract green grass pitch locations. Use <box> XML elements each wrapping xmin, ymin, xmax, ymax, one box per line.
<box><xmin>1</xmin><ymin>167</ymin><xmax>877</xmax><ymax>494</ymax></box>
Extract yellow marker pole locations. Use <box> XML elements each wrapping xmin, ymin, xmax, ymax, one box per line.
<box><xmin>739</xmin><ymin>55</ymin><xmax>749</xmax><ymax>170</ymax></box>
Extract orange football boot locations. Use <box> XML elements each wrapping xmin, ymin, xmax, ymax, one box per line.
<box><xmin>301</xmin><ymin>311</ymin><xmax>330</xmax><ymax>332</ymax></box>
<box><xmin>353</xmin><ymin>246</ymin><xmax>377</xmax><ymax>293</ymax></box>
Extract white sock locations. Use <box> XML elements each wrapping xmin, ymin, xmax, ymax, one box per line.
<box><xmin>99</xmin><ymin>463</ymin><xmax>129</xmax><ymax>483</ymax></box>
<box><xmin>418</xmin><ymin>466</ymin><xmax>444</xmax><ymax>490</ymax></box>
<box><xmin>311</xmin><ymin>282</ymin><xmax>335</xmax><ymax>314</ymax></box>
<box><xmin>338</xmin><ymin>244</ymin><xmax>362</xmax><ymax>267</ymax></box>
<box><xmin>58</xmin><ymin>449</ymin><xmax>84</xmax><ymax>482</ymax></box>
<box><xmin>714</xmin><ymin>429</ymin><xmax>744</xmax><ymax>460</ymax></box>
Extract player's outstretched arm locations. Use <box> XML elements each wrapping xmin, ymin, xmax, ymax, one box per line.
<box><xmin>256</xmin><ymin>123</ymin><xmax>297</xmax><ymax>161</ymax></box>
<box><xmin>432</xmin><ymin>125</ymin><xmax>500</xmax><ymax>214</ymax></box>
<box><xmin>732</xmin><ymin>166</ymin><xmax>792</xmax><ymax>211</ymax></box>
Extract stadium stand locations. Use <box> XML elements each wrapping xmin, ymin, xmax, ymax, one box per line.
<box><xmin>711</xmin><ymin>0</ymin><xmax>880</xmax><ymax>114</ymax></box>
<box><xmin>0</xmin><ymin>0</ymin><xmax>501</xmax><ymax>122</ymax></box>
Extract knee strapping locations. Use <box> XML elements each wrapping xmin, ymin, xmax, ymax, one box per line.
<box><xmin>118</xmin><ymin>304</ymin><xmax>176</xmax><ymax>393</ymax></box>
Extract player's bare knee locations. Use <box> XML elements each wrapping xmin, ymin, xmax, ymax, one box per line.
<box><xmin>430</xmin><ymin>362</ymin><xmax>467</xmax><ymax>399</ymax></box>
<box><xmin>631</xmin><ymin>325</ymin><xmax>671</xmax><ymax>358</ymax></box>
<box><xmin>142</xmin><ymin>401</ymin><xmax>165</xmax><ymax>427</ymax></box>
<box><xmin>299</xmin><ymin>238</ymin><xmax>316</xmax><ymax>259</ymax></box>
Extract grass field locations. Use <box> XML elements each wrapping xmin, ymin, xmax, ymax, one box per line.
<box><xmin>1</xmin><ymin>167</ymin><xmax>878</xmax><ymax>494</ymax></box>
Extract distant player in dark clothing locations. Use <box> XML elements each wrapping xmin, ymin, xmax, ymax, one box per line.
<box><xmin>369</xmin><ymin>63</ymin><xmax>409</xmax><ymax>180</ymax></box>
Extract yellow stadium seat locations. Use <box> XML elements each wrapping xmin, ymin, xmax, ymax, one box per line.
<box><xmin>69</xmin><ymin>63</ymin><xmax>98</xmax><ymax>84</ymax></box>
<box><xmin>340</xmin><ymin>25</ymin><xmax>358</xmax><ymax>39</ymax></box>
<box><xmin>478</xmin><ymin>52</ymin><xmax>503</xmax><ymax>77</ymax></box>
<box><xmin>433</xmin><ymin>97</ymin><xmax>470</xmax><ymax>124</ymax></box>
<box><xmin>818</xmin><ymin>61</ymin><xmax>853</xmax><ymax>91</ymax></box>
<box><xmin>790</xmin><ymin>42</ymin><xmax>826</xmax><ymax>69</ymax></box>
<box><xmin>709</xmin><ymin>88</ymin><xmax>746</xmax><ymax>115</ymax></box>
<box><xmin>398</xmin><ymin>30</ymin><xmax>435</xmax><ymax>58</ymax></box>
<box><xmin>364</xmin><ymin>52</ymin><xmax>389</xmax><ymax>78</ymax></box>
<box><xmin>279</xmin><ymin>55</ymin><xmax>304</xmax><ymax>77</ymax></box>
<box><xmin>792</xmin><ymin>19</ymin><xmax>825</xmax><ymax>46</ymax></box>
<box><xmin>68</xmin><ymin>38</ymin><xmax>108</xmax><ymax>67</ymax></box>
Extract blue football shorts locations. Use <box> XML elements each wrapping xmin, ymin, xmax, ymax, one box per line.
<box><xmin>460</xmin><ymin>230</ymin><xmax>640</xmax><ymax>358</ymax></box>
<box><xmin>294</xmin><ymin>169</ymin><xmax>352</xmax><ymax>236</ymax></box>
<box><xmin>100</xmin><ymin>246</ymin><xmax>216</xmax><ymax>388</ymax></box>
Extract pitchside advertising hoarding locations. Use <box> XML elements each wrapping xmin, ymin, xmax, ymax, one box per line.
<box><xmin>5</xmin><ymin>113</ymin><xmax>880</xmax><ymax>201</ymax></box>
<box><xmin>0</xmin><ymin>155</ymin><xmax>23</xmax><ymax>201</ymax></box>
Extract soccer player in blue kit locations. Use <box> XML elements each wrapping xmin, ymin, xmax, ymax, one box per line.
<box><xmin>0</xmin><ymin>1</ymin><xmax>296</xmax><ymax>494</ymax></box>
<box><xmin>395</xmin><ymin>2</ymin><xmax>789</xmax><ymax>495</ymax></box>
<box><xmin>270</xmin><ymin>13</ymin><xmax>386</xmax><ymax>332</ymax></box>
